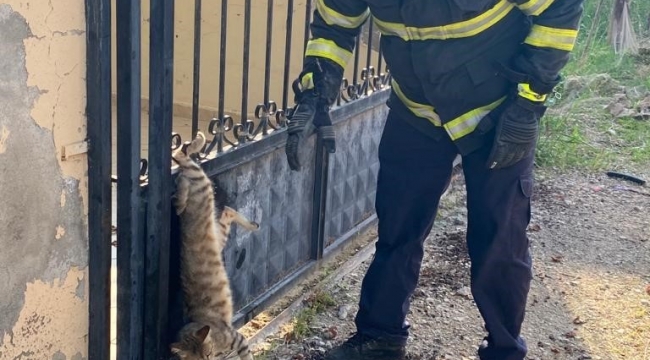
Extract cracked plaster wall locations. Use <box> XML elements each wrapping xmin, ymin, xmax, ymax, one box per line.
<box><xmin>0</xmin><ymin>1</ymin><xmax>88</xmax><ymax>359</ymax></box>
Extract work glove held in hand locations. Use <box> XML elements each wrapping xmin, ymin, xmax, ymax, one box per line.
<box><xmin>486</xmin><ymin>96</ymin><xmax>547</xmax><ymax>170</ymax></box>
<box><xmin>286</xmin><ymin>89</ymin><xmax>320</xmax><ymax>171</ymax></box>
<box><xmin>285</xmin><ymin>58</ymin><xmax>341</xmax><ymax>171</ymax></box>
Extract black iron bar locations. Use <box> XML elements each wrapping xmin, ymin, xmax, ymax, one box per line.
<box><xmin>85</xmin><ymin>0</ymin><xmax>112</xmax><ymax>357</ymax></box>
<box><xmin>241</xmin><ymin>0</ymin><xmax>252</xmax><ymax>129</ymax></box>
<box><xmin>115</xmin><ymin>0</ymin><xmax>144</xmax><ymax>358</ymax></box>
<box><xmin>218</xmin><ymin>0</ymin><xmax>228</xmax><ymax>123</ymax></box>
<box><xmin>282</xmin><ymin>0</ymin><xmax>294</xmax><ymax>112</ymax></box>
<box><xmin>310</xmin><ymin>133</ymin><xmax>329</xmax><ymax>261</ymax></box>
<box><xmin>191</xmin><ymin>0</ymin><xmax>202</xmax><ymax>138</ymax></box>
<box><xmin>145</xmin><ymin>0</ymin><xmax>174</xmax><ymax>357</ymax></box>
<box><xmin>353</xmin><ymin>35</ymin><xmax>361</xmax><ymax>87</ymax></box>
<box><xmin>261</xmin><ymin>0</ymin><xmax>274</xmax><ymax>135</ymax></box>
<box><xmin>364</xmin><ymin>21</ymin><xmax>373</xmax><ymax>95</ymax></box>
<box><xmin>377</xmin><ymin>36</ymin><xmax>383</xmax><ymax>80</ymax></box>
<box><xmin>302</xmin><ymin>0</ymin><xmax>312</xmax><ymax>66</ymax></box>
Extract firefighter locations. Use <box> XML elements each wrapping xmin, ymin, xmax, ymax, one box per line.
<box><xmin>284</xmin><ymin>0</ymin><xmax>584</xmax><ymax>359</ymax></box>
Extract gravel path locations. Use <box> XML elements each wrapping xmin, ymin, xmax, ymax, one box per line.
<box><xmin>253</xmin><ymin>168</ymin><xmax>650</xmax><ymax>360</ymax></box>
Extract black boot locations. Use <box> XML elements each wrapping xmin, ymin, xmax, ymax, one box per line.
<box><xmin>323</xmin><ymin>333</ymin><xmax>406</xmax><ymax>360</ymax></box>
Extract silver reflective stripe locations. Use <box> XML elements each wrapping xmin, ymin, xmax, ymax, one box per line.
<box><xmin>373</xmin><ymin>0</ymin><xmax>514</xmax><ymax>40</ymax></box>
<box><xmin>443</xmin><ymin>97</ymin><xmax>506</xmax><ymax>140</ymax></box>
<box><xmin>316</xmin><ymin>0</ymin><xmax>370</xmax><ymax>29</ymax></box>
<box><xmin>305</xmin><ymin>39</ymin><xmax>353</xmax><ymax>68</ymax></box>
<box><xmin>391</xmin><ymin>79</ymin><xmax>442</xmax><ymax>126</ymax></box>
<box><xmin>412</xmin><ymin>0</ymin><xmax>514</xmax><ymax>39</ymax></box>
<box><xmin>524</xmin><ymin>24</ymin><xmax>578</xmax><ymax>51</ymax></box>
<box><xmin>517</xmin><ymin>0</ymin><xmax>555</xmax><ymax>16</ymax></box>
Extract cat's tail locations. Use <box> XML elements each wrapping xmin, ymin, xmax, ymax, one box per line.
<box><xmin>172</xmin><ymin>131</ymin><xmax>206</xmax><ymax>168</ymax></box>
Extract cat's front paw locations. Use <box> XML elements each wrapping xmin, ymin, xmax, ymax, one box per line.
<box><xmin>172</xmin><ymin>195</ymin><xmax>187</xmax><ymax>215</ymax></box>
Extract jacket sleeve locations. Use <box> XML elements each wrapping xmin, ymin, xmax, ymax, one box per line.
<box><xmin>508</xmin><ymin>0</ymin><xmax>584</xmax><ymax>97</ymax></box>
<box><xmin>305</xmin><ymin>0</ymin><xmax>370</xmax><ymax>72</ymax></box>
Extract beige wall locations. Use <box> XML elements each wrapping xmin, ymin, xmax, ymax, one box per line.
<box><xmin>0</xmin><ymin>0</ymin><xmax>89</xmax><ymax>359</ymax></box>
<box><xmin>110</xmin><ymin>0</ymin><xmax>381</xmax><ymax>123</ymax></box>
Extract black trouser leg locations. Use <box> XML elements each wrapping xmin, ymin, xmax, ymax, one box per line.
<box><xmin>354</xmin><ymin>111</ymin><xmax>458</xmax><ymax>344</ymax></box>
<box><xmin>462</xmin><ymin>143</ymin><xmax>535</xmax><ymax>360</ymax></box>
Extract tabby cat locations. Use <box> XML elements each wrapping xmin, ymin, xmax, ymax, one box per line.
<box><xmin>170</xmin><ymin>131</ymin><xmax>259</xmax><ymax>360</ymax></box>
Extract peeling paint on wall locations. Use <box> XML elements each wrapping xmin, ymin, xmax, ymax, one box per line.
<box><xmin>0</xmin><ymin>1</ymin><xmax>88</xmax><ymax>359</ymax></box>
<box><xmin>2</xmin><ymin>0</ymin><xmax>89</xmax><ymax>214</ymax></box>
<box><xmin>0</xmin><ymin>268</ymin><xmax>88</xmax><ymax>359</ymax></box>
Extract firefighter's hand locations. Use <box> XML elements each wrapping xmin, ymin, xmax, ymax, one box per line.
<box><xmin>284</xmin><ymin>95</ymin><xmax>335</xmax><ymax>171</ymax></box>
<box><xmin>284</xmin><ymin>65</ymin><xmax>339</xmax><ymax>171</ymax></box>
<box><xmin>486</xmin><ymin>96</ymin><xmax>546</xmax><ymax>170</ymax></box>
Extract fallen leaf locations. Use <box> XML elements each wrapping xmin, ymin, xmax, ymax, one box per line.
<box><xmin>551</xmin><ymin>255</ymin><xmax>564</xmax><ymax>263</ymax></box>
<box><xmin>573</xmin><ymin>316</ymin><xmax>586</xmax><ymax>325</ymax></box>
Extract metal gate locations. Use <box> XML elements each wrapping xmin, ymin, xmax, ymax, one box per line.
<box><xmin>86</xmin><ymin>0</ymin><xmax>391</xmax><ymax>359</ymax></box>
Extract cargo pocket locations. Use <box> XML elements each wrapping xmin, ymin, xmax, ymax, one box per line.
<box><xmin>519</xmin><ymin>175</ymin><xmax>534</xmax><ymax>223</ymax></box>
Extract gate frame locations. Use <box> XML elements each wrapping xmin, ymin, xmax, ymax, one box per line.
<box><xmin>86</xmin><ymin>0</ymin><xmax>392</xmax><ymax>358</ymax></box>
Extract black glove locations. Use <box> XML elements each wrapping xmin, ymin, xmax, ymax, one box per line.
<box><xmin>486</xmin><ymin>95</ymin><xmax>547</xmax><ymax>170</ymax></box>
<box><xmin>285</xmin><ymin>86</ymin><xmax>334</xmax><ymax>171</ymax></box>
<box><xmin>285</xmin><ymin>58</ymin><xmax>342</xmax><ymax>171</ymax></box>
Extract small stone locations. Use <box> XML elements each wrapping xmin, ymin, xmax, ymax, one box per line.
<box><xmin>456</xmin><ymin>286</ymin><xmax>472</xmax><ymax>298</ymax></box>
<box><xmin>453</xmin><ymin>216</ymin><xmax>466</xmax><ymax>226</ymax></box>
<box><xmin>337</xmin><ymin>305</ymin><xmax>350</xmax><ymax>320</ymax></box>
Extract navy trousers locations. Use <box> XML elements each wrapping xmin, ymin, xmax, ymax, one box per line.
<box><xmin>354</xmin><ymin>110</ymin><xmax>534</xmax><ymax>360</ymax></box>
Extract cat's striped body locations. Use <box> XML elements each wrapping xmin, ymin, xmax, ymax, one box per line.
<box><xmin>170</xmin><ymin>132</ymin><xmax>259</xmax><ymax>360</ymax></box>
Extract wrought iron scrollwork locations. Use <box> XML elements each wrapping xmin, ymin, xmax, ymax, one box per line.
<box><xmin>339</xmin><ymin>67</ymin><xmax>392</xmax><ymax>104</ymax></box>
<box><xmin>254</xmin><ymin>101</ymin><xmax>289</xmax><ymax>131</ymax></box>
<box><xmin>205</xmin><ymin>115</ymin><xmax>235</xmax><ymax>154</ymax></box>
<box><xmin>171</xmin><ymin>132</ymin><xmax>182</xmax><ymax>151</ymax></box>
<box><xmin>111</xmin><ymin>158</ymin><xmax>149</xmax><ymax>184</ymax></box>
<box><xmin>233</xmin><ymin>119</ymin><xmax>256</xmax><ymax>144</ymax></box>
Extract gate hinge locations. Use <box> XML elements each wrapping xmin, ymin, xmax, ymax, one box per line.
<box><xmin>61</xmin><ymin>140</ymin><xmax>88</xmax><ymax>161</ymax></box>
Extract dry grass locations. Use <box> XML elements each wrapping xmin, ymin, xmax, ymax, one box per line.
<box><xmin>551</xmin><ymin>266</ymin><xmax>650</xmax><ymax>359</ymax></box>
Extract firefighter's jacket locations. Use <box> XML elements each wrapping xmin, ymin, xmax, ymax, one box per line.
<box><xmin>305</xmin><ymin>0</ymin><xmax>583</xmax><ymax>155</ymax></box>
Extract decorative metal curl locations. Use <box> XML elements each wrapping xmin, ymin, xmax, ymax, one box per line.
<box><xmin>111</xmin><ymin>158</ymin><xmax>148</xmax><ymax>183</ymax></box>
<box><xmin>205</xmin><ymin>115</ymin><xmax>235</xmax><ymax>154</ymax></box>
<box><xmin>254</xmin><ymin>101</ymin><xmax>280</xmax><ymax>135</ymax></box>
<box><xmin>233</xmin><ymin>119</ymin><xmax>256</xmax><ymax>144</ymax></box>
<box><xmin>171</xmin><ymin>132</ymin><xmax>182</xmax><ymax>151</ymax></box>
<box><xmin>339</xmin><ymin>67</ymin><xmax>392</xmax><ymax>105</ymax></box>
<box><xmin>138</xmin><ymin>158</ymin><xmax>148</xmax><ymax>182</ymax></box>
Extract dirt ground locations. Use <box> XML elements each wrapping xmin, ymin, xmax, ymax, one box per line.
<box><xmin>252</xmin><ymin>167</ymin><xmax>650</xmax><ymax>360</ymax></box>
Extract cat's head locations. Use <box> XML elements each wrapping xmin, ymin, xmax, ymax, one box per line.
<box><xmin>170</xmin><ymin>322</ymin><xmax>215</xmax><ymax>360</ymax></box>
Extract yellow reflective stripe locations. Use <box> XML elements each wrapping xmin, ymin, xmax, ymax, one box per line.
<box><xmin>316</xmin><ymin>0</ymin><xmax>370</xmax><ymax>29</ymax></box>
<box><xmin>373</xmin><ymin>0</ymin><xmax>514</xmax><ymax>40</ymax></box>
<box><xmin>372</xmin><ymin>17</ymin><xmax>409</xmax><ymax>40</ymax></box>
<box><xmin>391</xmin><ymin>79</ymin><xmax>442</xmax><ymax>126</ymax></box>
<box><xmin>414</xmin><ymin>0</ymin><xmax>514</xmax><ymax>39</ymax></box>
<box><xmin>518</xmin><ymin>83</ymin><xmax>547</xmax><ymax>102</ymax></box>
<box><xmin>443</xmin><ymin>97</ymin><xmax>507</xmax><ymax>140</ymax></box>
<box><xmin>516</xmin><ymin>0</ymin><xmax>555</xmax><ymax>16</ymax></box>
<box><xmin>301</xmin><ymin>72</ymin><xmax>315</xmax><ymax>90</ymax></box>
<box><xmin>524</xmin><ymin>24</ymin><xmax>578</xmax><ymax>51</ymax></box>
<box><xmin>305</xmin><ymin>39</ymin><xmax>353</xmax><ymax>69</ymax></box>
